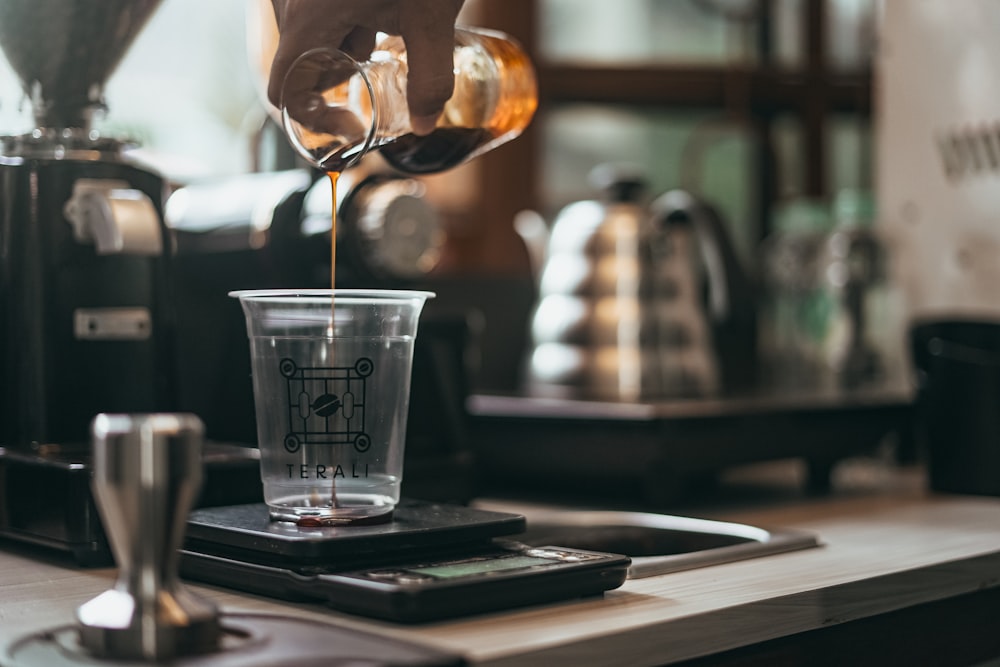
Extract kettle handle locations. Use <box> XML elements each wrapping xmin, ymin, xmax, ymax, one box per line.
<box><xmin>651</xmin><ymin>190</ymin><xmax>758</xmax><ymax>392</ymax></box>
<box><xmin>513</xmin><ymin>209</ymin><xmax>550</xmax><ymax>287</ymax></box>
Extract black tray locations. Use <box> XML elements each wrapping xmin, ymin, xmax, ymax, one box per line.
<box><xmin>468</xmin><ymin>386</ymin><xmax>913</xmax><ymax>505</ymax></box>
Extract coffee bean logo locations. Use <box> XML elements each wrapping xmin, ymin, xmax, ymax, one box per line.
<box><xmin>283</xmin><ymin>356</ymin><xmax>371</xmax><ymax>448</ymax></box>
<box><xmin>312</xmin><ymin>393</ymin><xmax>341</xmax><ymax>417</ymax></box>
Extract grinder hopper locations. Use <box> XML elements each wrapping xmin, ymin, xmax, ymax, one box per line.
<box><xmin>0</xmin><ymin>0</ymin><xmax>162</xmax><ymax>131</ymax></box>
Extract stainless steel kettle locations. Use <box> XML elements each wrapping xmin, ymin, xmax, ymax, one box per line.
<box><xmin>520</xmin><ymin>167</ymin><xmax>756</xmax><ymax>401</ymax></box>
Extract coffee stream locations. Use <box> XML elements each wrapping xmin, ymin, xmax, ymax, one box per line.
<box><xmin>301</xmin><ymin>169</ymin><xmax>341</xmax><ymax>520</ymax></box>
<box><xmin>305</xmin><ymin>126</ymin><xmax>506</xmax><ymax>521</ymax></box>
<box><xmin>328</xmin><ymin>171</ymin><xmax>340</xmax><ymax>510</ymax></box>
<box><xmin>311</xmin><ymin>132</ymin><xmax>477</xmax><ymax>520</ymax></box>
<box><xmin>328</xmin><ymin>170</ymin><xmax>339</xmax><ymax>297</ymax></box>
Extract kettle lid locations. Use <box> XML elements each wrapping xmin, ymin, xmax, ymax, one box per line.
<box><xmin>588</xmin><ymin>163</ymin><xmax>647</xmax><ymax>204</ymax></box>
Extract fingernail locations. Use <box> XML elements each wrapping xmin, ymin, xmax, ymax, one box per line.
<box><xmin>410</xmin><ymin>114</ymin><xmax>440</xmax><ymax>136</ymax></box>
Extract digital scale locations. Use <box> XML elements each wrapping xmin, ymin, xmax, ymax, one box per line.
<box><xmin>181</xmin><ymin>499</ymin><xmax>630</xmax><ymax>623</ymax></box>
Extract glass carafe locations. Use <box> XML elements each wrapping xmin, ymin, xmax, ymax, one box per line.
<box><xmin>279</xmin><ymin>26</ymin><xmax>537</xmax><ymax>174</ymax></box>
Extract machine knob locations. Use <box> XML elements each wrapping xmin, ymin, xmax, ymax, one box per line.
<box><xmin>64</xmin><ymin>179</ymin><xmax>163</xmax><ymax>256</ymax></box>
<box><xmin>76</xmin><ymin>413</ymin><xmax>220</xmax><ymax>661</ymax></box>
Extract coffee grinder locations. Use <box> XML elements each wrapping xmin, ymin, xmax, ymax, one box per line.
<box><xmin>0</xmin><ymin>0</ymin><xmax>175</xmax><ymax>563</ymax></box>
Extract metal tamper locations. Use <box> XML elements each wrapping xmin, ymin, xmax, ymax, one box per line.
<box><xmin>76</xmin><ymin>413</ymin><xmax>221</xmax><ymax>661</ymax></box>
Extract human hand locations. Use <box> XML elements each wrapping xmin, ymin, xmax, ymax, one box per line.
<box><xmin>268</xmin><ymin>0</ymin><xmax>465</xmax><ymax>135</ymax></box>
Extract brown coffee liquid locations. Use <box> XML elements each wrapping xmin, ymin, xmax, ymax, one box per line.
<box><xmin>379</xmin><ymin>127</ymin><xmax>494</xmax><ymax>174</ymax></box>
<box><xmin>327</xmin><ymin>169</ymin><xmax>340</xmax><ymax>510</ymax></box>
<box><xmin>327</xmin><ymin>171</ymin><xmax>339</xmax><ymax>294</ymax></box>
<box><xmin>377</xmin><ymin>29</ymin><xmax>536</xmax><ymax>174</ymax></box>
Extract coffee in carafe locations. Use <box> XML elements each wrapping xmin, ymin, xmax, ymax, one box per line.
<box><xmin>276</xmin><ymin>26</ymin><xmax>538</xmax><ymax>175</ymax></box>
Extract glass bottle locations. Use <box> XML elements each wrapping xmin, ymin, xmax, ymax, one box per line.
<box><xmin>280</xmin><ymin>26</ymin><xmax>538</xmax><ymax>174</ymax></box>
<box><xmin>758</xmin><ymin>198</ymin><xmax>834</xmax><ymax>389</ymax></box>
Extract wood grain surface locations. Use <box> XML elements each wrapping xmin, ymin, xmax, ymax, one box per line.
<box><xmin>1</xmin><ymin>488</ymin><xmax>999</xmax><ymax>666</ymax></box>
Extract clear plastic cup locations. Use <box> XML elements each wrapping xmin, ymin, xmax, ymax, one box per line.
<box><xmin>230</xmin><ymin>289</ymin><xmax>433</xmax><ymax>524</ymax></box>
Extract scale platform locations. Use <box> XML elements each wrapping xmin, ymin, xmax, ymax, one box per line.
<box><xmin>183</xmin><ymin>498</ymin><xmax>526</xmax><ymax>567</ymax></box>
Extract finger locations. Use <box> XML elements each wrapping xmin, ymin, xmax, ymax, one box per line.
<box><xmin>267</xmin><ymin>5</ymin><xmax>354</xmax><ymax>107</ymax></box>
<box><xmin>281</xmin><ymin>49</ymin><xmax>365</xmax><ymax>132</ymax></box>
<box><xmin>270</xmin><ymin>40</ymin><xmax>345</xmax><ymax>108</ymax></box>
<box><xmin>399</xmin><ymin>1</ymin><xmax>464</xmax><ymax>133</ymax></box>
<box><xmin>340</xmin><ymin>26</ymin><xmax>377</xmax><ymax>63</ymax></box>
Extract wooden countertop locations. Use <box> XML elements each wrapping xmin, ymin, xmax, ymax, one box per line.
<box><xmin>2</xmin><ymin>471</ymin><xmax>1000</xmax><ymax>665</ymax></box>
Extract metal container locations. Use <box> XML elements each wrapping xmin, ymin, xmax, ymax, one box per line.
<box><xmin>523</xmin><ymin>166</ymin><xmax>756</xmax><ymax>400</ymax></box>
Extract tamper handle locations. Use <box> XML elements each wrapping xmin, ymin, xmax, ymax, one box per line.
<box><xmin>77</xmin><ymin>414</ymin><xmax>220</xmax><ymax>661</ymax></box>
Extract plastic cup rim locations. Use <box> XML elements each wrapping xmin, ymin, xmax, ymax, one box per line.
<box><xmin>228</xmin><ymin>288</ymin><xmax>436</xmax><ymax>303</ymax></box>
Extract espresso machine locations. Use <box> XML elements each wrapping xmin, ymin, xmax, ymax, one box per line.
<box><xmin>0</xmin><ymin>0</ymin><xmax>184</xmax><ymax>563</ymax></box>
